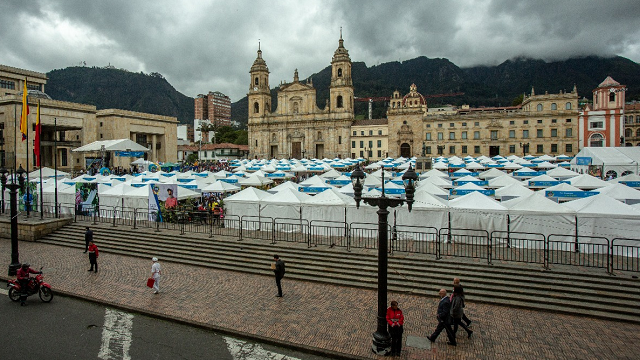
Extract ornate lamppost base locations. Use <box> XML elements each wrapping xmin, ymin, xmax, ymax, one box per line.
<box><xmin>372</xmin><ymin>330</ymin><xmax>392</xmax><ymax>355</ymax></box>
<box><xmin>8</xmin><ymin>263</ymin><xmax>20</xmax><ymax>276</ymax></box>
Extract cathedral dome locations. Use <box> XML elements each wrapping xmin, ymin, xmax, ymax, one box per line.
<box><xmin>20</xmin><ymin>90</ymin><xmax>52</xmax><ymax>100</ymax></box>
<box><xmin>401</xmin><ymin>84</ymin><xmax>426</xmax><ymax>106</ymax></box>
<box><xmin>332</xmin><ymin>34</ymin><xmax>351</xmax><ymax>63</ymax></box>
<box><xmin>251</xmin><ymin>48</ymin><xmax>269</xmax><ymax>73</ymax></box>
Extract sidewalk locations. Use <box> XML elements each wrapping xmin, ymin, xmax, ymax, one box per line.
<box><xmin>2</xmin><ymin>238</ymin><xmax>639</xmax><ymax>360</ymax></box>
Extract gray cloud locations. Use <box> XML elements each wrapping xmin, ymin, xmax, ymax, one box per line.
<box><xmin>1</xmin><ymin>0</ymin><xmax>639</xmax><ymax>102</ymax></box>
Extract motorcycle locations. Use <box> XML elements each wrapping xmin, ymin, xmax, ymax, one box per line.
<box><xmin>7</xmin><ymin>267</ymin><xmax>54</xmax><ymax>303</ymax></box>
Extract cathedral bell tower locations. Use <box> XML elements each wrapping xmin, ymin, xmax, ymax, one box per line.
<box><xmin>248</xmin><ymin>43</ymin><xmax>271</xmax><ymax>124</ymax></box>
<box><xmin>329</xmin><ymin>30</ymin><xmax>354</xmax><ymax>114</ymax></box>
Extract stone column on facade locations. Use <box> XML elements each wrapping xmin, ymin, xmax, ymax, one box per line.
<box><xmin>152</xmin><ymin>134</ymin><xmax>157</xmax><ymax>162</ymax></box>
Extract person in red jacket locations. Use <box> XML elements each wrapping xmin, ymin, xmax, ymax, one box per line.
<box><xmin>386</xmin><ymin>300</ymin><xmax>405</xmax><ymax>356</ymax></box>
<box><xmin>17</xmin><ymin>263</ymin><xmax>40</xmax><ymax>306</ymax></box>
<box><xmin>88</xmin><ymin>241</ymin><xmax>99</xmax><ymax>273</ymax></box>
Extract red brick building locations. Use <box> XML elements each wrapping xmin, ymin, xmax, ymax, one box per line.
<box><xmin>194</xmin><ymin>91</ymin><xmax>232</xmax><ymax>127</ymax></box>
<box><xmin>578</xmin><ymin>77</ymin><xmax>627</xmax><ymax>148</ymax></box>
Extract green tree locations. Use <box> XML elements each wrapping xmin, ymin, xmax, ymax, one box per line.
<box><xmin>234</xmin><ymin>130</ymin><xmax>248</xmax><ymax>145</ymax></box>
<box><xmin>186</xmin><ymin>153</ymin><xmax>198</xmax><ymax>164</ymax></box>
<box><xmin>512</xmin><ymin>93</ymin><xmax>524</xmax><ymax>106</ymax></box>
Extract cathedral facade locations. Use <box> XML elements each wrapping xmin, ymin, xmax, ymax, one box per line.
<box><xmin>247</xmin><ymin>36</ymin><xmax>354</xmax><ymax>159</ymax></box>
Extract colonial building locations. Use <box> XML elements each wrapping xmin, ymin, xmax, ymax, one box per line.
<box><xmin>387</xmin><ymin>84</ymin><xmax>580</xmax><ymax>158</ymax></box>
<box><xmin>350</xmin><ymin>118</ymin><xmax>389</xmax><ymax>160</ymax></box>
<box><xmin>0</xmin><ymin>64</ymin><xmax>177</xmax><ymax>174</ymax></box>
<box><xmin>247</xmin><ymin>35</ymin><xmax>353</xmax><ymax>159</ymax></box>
<box><xmin>578</xmin><ymin>76</ymin><xmax>626</xmax><ymax>148</ymax></box>
<box><xmin>624</xmin><ymin>102</ymin><xmax>640</xmax><ymax>146</ymax></box>
<box><xmin>177</xmin><ymin>143</ymin><xmax>248</xmax><ymax>162</ymax></box>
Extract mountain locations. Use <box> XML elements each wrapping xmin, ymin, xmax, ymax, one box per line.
<box><xmin>232</xmin><ymin>55</ymin><xmax>640</xmax><ymax>125</ymax></box>
<box><xmin>46</xmin><ymin>66</ymin><xmax>194</xmax><ymax>123</ymax></box>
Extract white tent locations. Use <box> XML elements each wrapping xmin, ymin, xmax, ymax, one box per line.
<box><xmin>495</xmin><ymin>183</ymin><xmax>534</xmax><ymax>201</ymax></box>
<box><xmin>260</xmin><ymin>188</ymin><xmax>312</xmax><ymax>223</ymax></box>
<box><xmin>570</xmin><ymin>147</ymin><xmax>640</xmax><ymax>177</ymax></box>
<box><xmin>546</xmin><ymin>167</ymin><xmax>580</xmax><ymax>180</ymax></box>
<box><xmin>224</xmin><ymin>187</ymin><xmax>272</xmax><ymax>228</ymax></box>
<box><xmin>29</xmin><ymin>167</ymin><xmax>69</xmax><ymax>179</ymax></box>
<box><xmin>420</xmin><ymin>169</ymin><xmax>449</xmax><ymax>179</ymax></box>
<box><xmin>415</xmin><ymin>182</ymin><xmax>449</xmax><ymax>200</ymax></box>
<box><xmin>478</xmin><ymin>168</ymin><xmax>507</xmax><ymax>180</ymax></box>
<box><xmin>419</xmin><ymin>175</ymin><xmax>452</xmax><ymax>189</ymax></box>
<box><xmin>563</xmin><ymin>194</ymin><xmax>640</xmax><ymax>241</ymax></box>
<box><xmin>501</xmin><ymin>193</ymin><xmax>575</xmax><ymax>244</ymax></box>
<box><xmin>448</xmin><ymin>191</ymin><xmax>507</xmax><ymax>234</ymax></box>
<box><xmin>488</xmin><ymin>174</ymin><xmax>523</xmax><ymax>189</ymax></box>
<box><xmin>267</xmin><ymin>181</ymin><xmax>300</xmax><ymax>194</ymax></box>
<box><xmin>594</xmin><ymin>183</ymin><xmax>640</xmax><ymax>205</ymax></box>
<box><xmin>566</xmin><ymin>174</ymin><xmax>609</xmax><ymax>190</ymax></box>
<box><xmin>41</xmin><ymin>183</ymin><xmax>76</xmax><ymax>214</ymax></box>
<box><xmin>72</xmin><ymin>139</ymin><xmax>150</xmax><ymax>153</ymax></box>
<box><xmin>201</xmin><ymin>180</ymin><xmax>241</xmax><ymax>193</ymax></box>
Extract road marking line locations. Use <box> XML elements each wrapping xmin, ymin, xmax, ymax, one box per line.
<box><xmin>0</xmin><ymin>288</ymin><xmax>8</xmax><ymax>295</ymax></box>
<box><xmin>99</xmin><ymin>308</ymin><xmax>134</xmax><ymax>360</ymax></box>
<box><xmin>224</xmin><ymin>337</ymin><xmax>302</xmax><ymax>360</ymax></box>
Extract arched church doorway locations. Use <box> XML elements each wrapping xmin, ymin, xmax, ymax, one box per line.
<box><xmin>400</xmin><ymin>143</ymin><xmax>411</xmax><ymax>158</ymax></box>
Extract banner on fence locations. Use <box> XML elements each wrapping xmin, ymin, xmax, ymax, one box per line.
<box><xmin>18</xmin><ymin>182</ymin><xmax>38</xmax><ymax>212</ymax></box>
<box><xmin>75</xmin><ymin>182</ymin><xmax>98</xmax><ymax>215</ymax></box>
<box><xmin>149</xmin><ymin>184</ymin><xmax>178</xmax><ymax>222</ymax></box>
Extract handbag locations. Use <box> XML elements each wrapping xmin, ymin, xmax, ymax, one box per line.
<box><xmin>146</xmin><ymin>277</ymin><xmax>155</xmax><ymax>288</ymax></box>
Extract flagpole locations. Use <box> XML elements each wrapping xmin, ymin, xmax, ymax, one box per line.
<box><xmin>25</xmin><ymin>79</ymin><xmax>30</xmax><ymax>217</ymax></box>
<box><xmin>14</xmin><ymin>104</ymin><xmax>17</xmax><ymax>173</ymax></box>
<box><xmin>54</xmin><ymin>117</ymin><xmax>58</xmax><ymax>218</ymax></box>
<box><xmin>38</xmin><ymin>100</ymin><xmax>43</xmax><ymax>219</ymax></box>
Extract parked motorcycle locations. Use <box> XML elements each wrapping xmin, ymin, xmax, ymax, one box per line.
<box><xmin>7</xmin><ymin>267</ymin><xmax>54</xmax><ymax>303</ymax></box>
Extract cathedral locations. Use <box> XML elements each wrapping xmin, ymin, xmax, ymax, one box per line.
<box><xmin>247</xmin><ymin>35</ymin><xmax>354</xmax><ymax>159</ymax></box>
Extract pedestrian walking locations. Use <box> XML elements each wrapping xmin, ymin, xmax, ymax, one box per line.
<box><xmin>151</xmin><ymin>257</ymin><xmax>161</xmax><ymax>294</ymax></box>
<box><xmin>84</xmin><ymin>227</ymin><xmax>93</xmax><ymax>253</ymax></box>
<box><xmin>87</xmin><ymin>241</ymin><xmax>99</xmax><ymax>273</ymax></box>
<box><xmin>453</xmin><ymin>277</ymin><xmax>472</xmax><ymax>327</ymax></box>
<box><xmin>272</xmin><ymin>255</ymin><xmax>285</xmax><ymax>297</ymax></box>
<box><xmin>451</xmin><ymin>285</ymin><xmax>473</xmax><ymax>339</ymax></box>
<box><xmin>427</xmin><ymin>289</ymin><xmax>456</xmax><ymax>346</ymax></box>
<box><xmin>386</xmin><ymin>300</ymin><xmax>404</xmax><ymax>356</ymax></box>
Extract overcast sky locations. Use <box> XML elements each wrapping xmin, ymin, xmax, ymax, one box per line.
<box><xmin>2</xmin><ymin>0</ymin><xmax>640</xmax><ymax>101</ymax></box>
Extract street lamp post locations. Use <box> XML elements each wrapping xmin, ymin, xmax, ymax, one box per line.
<box><xmin>350</xmin><ymin>164</ymin><xmax>418</xmax><ymax>355</ymax></box>
<box><xmin>0</xmin><ymin>167</ymin><xmax>7</xmax><ymax>214</ymax></box>
<box><xmin>520</xmin><ymin>142</ymin><xmax>529</xmax><ymax>156</ymax></box>
<box><xmin>2</xmin><ymin>165</ymin><xmax>26</xmax><ymax>276</ymax></box>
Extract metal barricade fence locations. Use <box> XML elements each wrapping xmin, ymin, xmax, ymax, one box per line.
<box><xmin>309</xmin><ymin>220</ymin><xmax>350</xmax><ymax>248</ymax></box>
<box><xmin>210</xmin><ymin>215</ymin><xmax>240</xmax><ymax>239</ymax></box>
<box><xmin>240</xmin><ymin>216</ymin><xmax>274</xmax><ymax>242</ymax></box>
<box><xmin>349</xmin><ymin>222</ymin><xmax>386</xmax><ymax>250</ymax></box>
<box><xmin>611</xmin><ymin>238</ymin><xmax>640</xmax><ymax>273</ymax></box>
<box><xmin>439</xmin><ymin>228</ymin><xmax>490</xmax><ymax>263</ymax></box>
<box><xmin>490</xmin><ymin>231</ymin><xmax>546</xmax><ymax>266</ymax></box>
<box><xmin>392</xmin><ymin>225</ymin><xmax>438</xmax><ymax>256</ymax></box>
<box><xmin>547</xmin><ymin>234</ymin><xmax>610</xmax><ymax>271</ymax></box>
<box><xmin>273</xmin><ymin>218</ymin><xmax>309</xmax><ymax>245</ymax></box>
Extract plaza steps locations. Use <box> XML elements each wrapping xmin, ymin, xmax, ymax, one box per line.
<box><xmin>38</xmin><ymin>221</ymin><xmax>640</xmax><ymax>323</ymax></box>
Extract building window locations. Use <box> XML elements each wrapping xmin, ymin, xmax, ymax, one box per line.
<box><xmin>473</xmin><ymin>131</ymin><xmax>480</xmax><ymax>140</ymax></box>
<box><xmin>609</xmin><ymin>92</ymin><xmax>615</xmax><ymax>102</ymax></box>
<box><xmin>353</xmin><ymin>131</ymin><xmax>356</xmax><ymax>136</ymax></box>
<box><xmin>338</xmin><ymin>68</ymin><xmax>343</xmax><ymax>77</ymax></box>
<box><xmin>338</xmin><ymin>136</ymin><xmax>342</xmax><ymax>144</ymax></box>
<box><xmin>551</xmin><ymin>103</ymin><xmax>557</xmax><ymax>110</ymax></box>
<box><xmin>254</xmin><ymin>102</ymin><xmax>259</xmax><ymax>113</ymax></box>
<box><xmin>361</xmin><ymin>131</ymin><xmax>364</xmax><ymax>136</ymax></box>
<box><xmin>537</xmin><ymin>104</ymin><xmax>543</xmax><ymax>111</ymax></box>
<box><xmin>461</xmin><ymin>145</ymin><xmax>468</xmax><ymax>154</ymax></box>
<box><xmin>509</xmin><ymin>121</ymin><xmax>514</xmax><ymax>125</ymax></box>
<box><xmin>0</xmin><ymin>79</ymin><xmax>16</xmax><ymax>90</ymax></box>
<box><xmin>566</xmin><ymin>118</ymin><xmax>571</xmax><ymax>123</ymax></box>
<box><xmin>369</xmin><ymin>130</ymin><xmax>373</xmax><ymax>136</ymax></box>
<box><xmin>368</xmin><ymin>140</ymin><xmax>373</xmax><ymax>148</ymax></box>
<box><xmin>509</xmin><ymin>145</ymin><xmax>516</xmax><ymax>153</ymax></box>
<box><xmin>352</xmin><ymin>141</ymin><xmax>356</xmax><ymax>148</ymax></box>
<box><xmin>450</xmin><ymin>123</ymin><xmax>455</xmax><ymax>127</ymax></box>
<box><xmin>378</xmin><ymin>130</ymin><xmax>382</xmax><ymax>135</ymax></box>
<box><xmin>566</xmin><ymin>144</ymin><xmax>573</xmax><ymax>152</ymax></box>
<box><xmin>438</xmin><ymin>123</ymin><xmax>443</xmax><ymax>128</ymax></box>
<box><xmin>566</xmin><ymin>128</ymin><xmax>573</xmax><ymax>137</ymax></box>
<box><xmin>426</xmin><ymin>146</ymin><xmax>431</xmax><ymax>154</ymax></box>
<box><xmin>552</xmin><ymin>119</ymin><xmax>557</xmax><ymax>123</ymax></box>
<box><xmin>377</xmin><ymin>150</ymin><xmax>382</xmax><ymax>157</ymax></box>
<box><xmin>522</xmin><ymin>130</ymin><xmax>529</xmax><ymax>138</ymax></box>
<box><xmin>637</xmin><ymin>129</ymin><xmax>640</xmax><ymax>137</ymax></box>
<box><xmin>474</xmin><ymin>122</ymin><xmax>479</xmax><ymax>126</ymax></box>
<box><xmin>61</xmin><ymin>148</ymin><xmax>68</xmax><ymax>166</ymax></box>
<box><xmin>589</xmin><ymin>133</ymin><xmax>604</xmax><ymax>147</ymax></box>
<box><xmin>537</xmin><ymin>119</ymin><xmax>543</xmax><ymax>124</ymax></box>
<box><xmin>461</xmin><ymin>131</ymin><xmax>467</xmax><ymax>139</ymax></box>
<box><xmin>523</xmin><ymin>120</ymin><xmax>528</xmax><ymax>125</ymax></box>
<box><xmin>566</xmin><ymin>102</ymin><xmax>572</xmax><ymax>110</ymax></box>
<box><xmin>474</xmin><ymin>146</ymin><xmax>481</xmax><ymax>154</ymax></box>
<box><xmin>100</xmin><ymin>134</ymin><xmax>103</xmax><ymax>139</ymax></box>
<box><xmin>377</xmin><ymin>140</ymin><xmax>381</xmax><ymax>147</ymax></box>
<box><xmin>359</xmin><ymin>141</ymin><xmax>364</xmax><ymax>148</ymax></box>
<box><xmin>426</xmin><ymin>124</ymin><xmax>431</xmax><ymax>128</ymax></box>
<box><xmin>437</xmin><ymin>132</ymin><xmax>443</xmax><ymax>140</ymax></box>
<box><xmin>537</xmin><ymin>129</ymin><xmax>544</xmax><ymax>138</ymax></box>
<box><xmin>337</xmin><ymin>96</ymin><xmax>343</xmax><ymax>108</ymax></box>
<box><xmin>426</xmin><ymin>133</ymin><xmax>431</xmax><ymax>140</ymax></box>
<box><xmin>551</xmin><ymin>144</ymin><xmax>558</xmax><ymax>152</ymax></box>
<box><xmin>537</xmin><ymin>144</ymin><xmax>544</xmax><ymax>153</ymax></box>
<box><xmin>551</xmin><ymin>129</ymin><xmax>558</xmax><ymax>137</ymax></box>
<box><xmin>509</xmin><ymin>130</ymin><xmax>515</xmax><ymax>138</ymax></box>
<box><xmin>449</xmin><ymin>146</ymin><xmax>455</xmax><ymax>154</ymax></box>
<box><xmin>449</xmin><ymin>132</ymin><xmax>455</xmax><ymax>140</ymax></box>
<box><xmin>589</xmin><ymin>121</ymin><xmax>604</xmax><ymax>129</ymax></box>
<box><xmin>462</xmin><ymin>122</ymin><xmax>467</xmax><ymax>127</ymax></box>
<box><xmin>99</xmin><ymin>122</ymin><xmax>103</xmax><ymax>127</ymax></box>
<box><xmin>490</xmin><ymin>130</ymin><xmax>498</xmax><ymax>140</ymax></box>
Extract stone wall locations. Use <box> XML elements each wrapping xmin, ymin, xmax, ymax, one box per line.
<box><xmin>0</xmin><ymin>217</ymin><xmax>73</xmax><ymax>242</ymax></box>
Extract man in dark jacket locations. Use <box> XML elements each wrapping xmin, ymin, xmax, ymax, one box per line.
<box><xmin>273</xmin><ymin>255</ymin><xmax>285</xmax><ymax>297</ymax></box>
<box><xmin>84</xmin><ymin>227</ymin><xmax>93</xmax><ymax>253</ymax></box>
<box><xmin>427</xmin><ymin>289</ymin><xmax>456</xmax><ymax>345</ymax></box>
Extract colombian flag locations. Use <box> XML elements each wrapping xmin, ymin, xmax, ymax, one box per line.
<box><xmin>20</xmin><ymin>79</ymin><xmax>29</xmax><ymax>141</ymax></box>
<box><xmin>35</xmin><ymin>101</ymin><xmax>41</xmax><ymax>166</ymax></box>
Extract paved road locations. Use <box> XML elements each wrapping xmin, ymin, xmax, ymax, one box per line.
<box><xmin>0</xmin><ymin>288</ymin><xmax>330</xmax><ymax>360</ymax></box>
